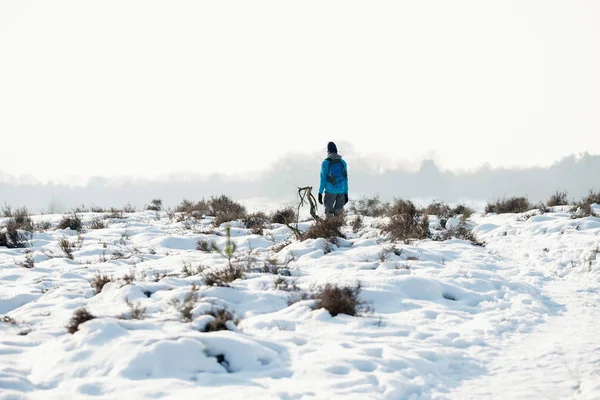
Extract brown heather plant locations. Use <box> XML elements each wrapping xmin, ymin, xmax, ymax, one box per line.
<box><xmin>108</xmin><ymin>208</ymin><xmax>125</xmax><ymax>219</ymax></box>
<box><xmin>91</xmin><ymin>273</ymin><xmax>113</xmax><ymax>295</ymax></box>
<box><xmin>310</xmin><ymin>282</ymin><xmax>371</xmax><ymax>317</ymax></box>
<box><xmin>304</xmin><ymin>214</ymin><xmax>345</xmax><ymax>242</ymax></box>
<box><xmin>382</xmin><ymin>199</ymin><xmax>430</xmax><ymax>243</ymax></box>
<box><xmin>270</xmin><ymin>206</ymin><xmax>297</xmax><ymax>224</ymax></box>
<box><xmin>422</xmin><ymin>201</ymin><xmax>475</xmax><ymax>227</ymax></box>
<box><xmin>121</xmin><ymin>297</ymin><xmax>147</xmax><ymax>320</ymax></box>
<box><xmin>175</xmin><ymin>199</ymin><xmax>211</xmax><ymax>220</ymax></box>
<box><xmin>170</xmin><ymin>285</ymin><xmax>200</xmax><ymax>322</ymax></box>
<box><xmin>243</xmin><ymin>212</ymin><xmax>269</xmax><ymax>235</ymax></box>
<box><xmin>209</xmin><ymin>195</ymin><xmax>247</xmax><ymax>226</ymax></box>
<box><xmin>433</xmin><ymin>223</ymin><xmax>486</xmax><ymax>247</ymax></box>
<box><xmin>452</xmin><ymin>204</ymin><xmax>475</xmax><ymax>219</ymax></box>
<box><xmin>90</xmin><ymin>205</ymin><xmax>106</xmax><ymax>213</ymax></box>
<box><xmin>35</xmin><ymin>220</ymin><xmax>52</xmax><ymax>231</ymax></box>
<box><xmin>547</xmin><ymin>190</ymin><xmax>569</xmax><ymax>207</ymax></box>
<box><xmin>202</xmin><ymin>264</ymin><xmax>245</xmax><ymax>287</ymax></box>
<box><xmin>571</xmin><ymin>190</ymin><xmax>600</xmax><ymax>218</ymax></box>
<box><xmin>351</xmin><ymin>215</ymin><xmax>363</xmax><ymax>233</ymax></box>
<box><xmin>58</xmin><ymin>213</ymin><xmax>83</xmax><ymax>232</ymax></box>
<box><xmin>273</xmin><ymin>276</ymin><xmax>300</xmax><ymax>292</ymax></box>
<box><xmin>196</xmin><ymin>238</ymin><xmax>213</xmax><ymax>252</ymax></box>
<box><xmin>580</xmin><ymin>190</ymin><xmax>600</xmax><ymax>206</ymax></box>
<box><xmin>58</xmin><ymin>237</ymin><xmax>74</xmax><ymax>260</ymax></box>
<box><xmin>0</xmin><ymin>220</ymin><xmax>31</xmax><ymax>248</ymax></box>
<box><xmin>181</xmin><ymin>261</ymin><xmax>206</xmax><ymax>277</ymax></box>
<box><xmin>485</xmin><ymin>197</ymin><xmax>533</xmax><ymax>214</ymax></box>
<box><xmin>0</xmin><ymin>206</ymin><xmax>34</xmax><ymax>248</ymax></box>
<box><xmin>121</xmin><ymin>268</ymin><xmax>136</xmax><ymax>285</ymax></box>
<box><xmin>16</xmin><ymin>249</ymin><xmax>35</xmax><ymax>268</ymax></box>
<box><xmin>66</xmin><ymin>308</ymin><xmax>96</xmax><ymax>334</ymax></box>
<box><xmin>202</xmin><ymin>307</ymin><xmax>240</xmax><ymax>332</ymax></box>
<box><xmin>89</xmin><ymin>217</ymin><xmax>107</xmax><ymax>230</ymax></box>
<box><xmin>10</xmin><ymin>207</ymin><xmax>34</xmax><ymax>232</ymax></box>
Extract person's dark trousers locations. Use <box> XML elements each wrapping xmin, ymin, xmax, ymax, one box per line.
<box><xmin>324</xmin><ymin>193</ymin><xmax>346</xmax><ymax>215</ymax></box>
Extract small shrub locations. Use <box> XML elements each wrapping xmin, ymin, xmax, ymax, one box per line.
<box><xmin>170</xmin><ymin>286</ymin><xmax>199</xmax><ymax>322</ymax></box>
<box><xmin>122</xmin><ymin>268</ymin><xmax>136</xmax><ymax>285</ymax></box>
<box><xmin>181</xmin><ymin>262</ymin><xmax>206</xmax><ymax>277</ymax></box>
<box><xmin>71</xmin><ymin>205</ymin><xmax>89</xmax><ymax>213</ymax></box>
<box><xmin>121</xmin><ymin>297</ymin><xmax>146</xmax><ymax>320</ymax></box>
<box><xmin>202</xmin><ymin>307</ymin><xmax>239</xmax><ymax>332</ymax></box>
<box><xmin>1</xmin><ymin>204</ymin><xmax>12</xmax><ymax>218</ymax></box>
<box><xmin>423</xmin><ymin>201</ymin><xmax>452</xmax><ymax>228</ymax></box>
<box><xmin>16</xmin><ymin>250</ymin><xmax>35</xmax><ymax>268</ymax></box>
<box><xmin>108</xmin><ymin>208</ymin><xmax>125</xmax><ymax>219</ymax></box>
<box><xmin>91</xmin><ymin>273</ymin><xmax>113</xmax><ymax>295</ymax></box>
<box><xmin>547</xmin><ymin>190</ymin><xmax>569</xmax><ymax>207</ymax></box>
<box><xmin>261</xmin><ymin>258</ymin><xmax>282</xmax><ymax>274</ymax></box>
<box><xmin>111</xmin><ymin>250</ymin><xmax>127</xmax><ymax>260</ymax></box>
<box><xmin>0</xmin><ymin>207</ymin><xmax>34</xmax><ymax>248</ymax></box>
<box><xmin>123</xmin><ymin>203</ymin><xmax>136</xmax><ymax>213</ymax></box>
<box><xmin>153</xmin><ymin>272</ymin><xmax>167</xmax><ymax>282</ymax></box>
<box><xmin>424</xmin><ymin>201</ymin><xmax>451</xmax><ymax>218</ymax></box>
<box><xmin>572</xmin><ymin>202</ymin><xmax>596</xmax><ymax>219</ymax></box>
<box><xmin>382</xmin><ymin>199</ymin><xmax>430</xmax><ymax>243</ymax></box>
<box><xmin>145</xmin><ymin>199</ymin><xmax>163</xmax><ymax>211</ymax></box>
<box><xmin>0</xmin><ymin>220</ymin><xmax>31</xmax><ymax>248</ymax></box>
<box><xmin>485</xmin><ymin>197</ymin><xmax>533</xmax><ymax>214</ymax></box>
<box><xmin>272</xmin><ymin>240</ymin><xmax>291</xmax><ymax>254</ymax></box>
<box><xmin>175</xmin><ymin>199</ymin><xmax>210</xmax><ymax>220</ymax></box>
<box><xmin>311</xmin><ymin>282</ymin><xmax>371</xmax><ymax>317</ymax></box>
<box><xmin>66</xmin><ymin>308</ymin><xmax>96</xmax><ymax>334</ymax></box>
<box><xmin>270</xmin><ymin>206</ymin><xmax>297</xmax><ymax>224</ymax></box>
<box><xmin>433</xmin><ymin>223</ymin><xmax>485</xmax><ymax>247</ymax></box>
<box><xmin>243</xmin><ymin>212</ymin><xmax>268</xmax><ymax>235</ymax></box>
<box><xmin>580</xmin><ymin>190</ymin><xmax>600</xmax><ymax>206</ymax></box>
<box><xmin>304</xmin><ymin>214</ymin><xmax>345</xmax><ymax>241</ymax></box>
<box><xmin>89</xmin><ymin>217</ymin><xmax>107</xmax><ymax>230</ymax></box>
<box><xmin>351</xmin><ymin>215</ymin><xmax>363</xmax><ymax>233</ymax></box>
<box><xmin>349</xmin><ymin>195</ymin><xmax>390</xmax><ymax>217</ymax></box>
<box><xmin>58</xmin><ymin>213</ymin><xmax>83</xmax><ymax>232</ymax></box>
<box><xmin>452</xmin><ymin>204</ymin><xmax>475</xmax><ymax>219</ymax></box>
<box><xmin>203</xmin><ymin>264</ymin><xmax>245</xmax><ymax>287</ymax></box>
<box><xmin>424</xmin><ymin>202</ymin><xmax>475</xmax><ymax>223</ymax></box>
<box><xmin>571</xmin><ymin>190</ymin><xmax>600</xmax><ymax>218</ymax></box>
<box><xmin>379</xmin><ymin>244</ymin><xmax>402</xmax><ymax>262</ymax></box>
<box><xmin>35</xmin><ymin>220</ymin><xmax>52</xmax><ymax>231</ymax></box>
<box><xmin>196</xmin><ymin>238</ymin><xmax>213</xmax><ymax>252</ymax></box>
<box><xmin>58</xmin><ymin>237</ymin><xmax>74</xmax><ymax>260</ymax></box>
<box><xmin>90</xmin><ymin>205</ymin><xmax>106</xmax><ymax>213</ymax></box>
<box><xmin>10</xmin><ymin>207</ymin><xmax>34</xmax><ymax>232</ymax></box>
<box><xmin>209</xmin><ymin>195</ymin><xmax>247</xmax><ymax>226</ymax></box>
<box><xmin>273</xmin><ymin>276</ymin><xmax>299</xmax><ymax>291</ymax></box>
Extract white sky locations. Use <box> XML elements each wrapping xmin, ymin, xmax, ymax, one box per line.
<box><xmin>1</xmin><ymin>0</ymin><xmax>598</xmax><ymax>183</ymax></box>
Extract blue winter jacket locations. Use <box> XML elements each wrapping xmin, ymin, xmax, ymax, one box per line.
<box><xmin>318</xmin><ymin>154</ymin><xmax>348</xmax><ymax>195</ymax></box>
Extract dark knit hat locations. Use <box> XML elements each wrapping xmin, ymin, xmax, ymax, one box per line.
<box><xmin>327</xmin><ymin>142</ymin><xmax>338</xmax><ymax>154</ymax></box>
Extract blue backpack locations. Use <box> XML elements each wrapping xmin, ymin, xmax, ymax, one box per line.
<box><xmin>327</xmin><ymin>158</ymin><xmax>347</xmax><ymax>186</ymax></box>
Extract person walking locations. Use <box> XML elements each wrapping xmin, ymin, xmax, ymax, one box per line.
<box><xmin>317</xmin><ymin>142</ymin><xmax>349</xmax><ymax>215</ymax></box>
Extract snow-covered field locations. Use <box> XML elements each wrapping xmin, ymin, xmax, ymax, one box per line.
<box><xmin>1</xmin><ymin>205</ymin><xmax>599</xmax><ymax>399</ymax></box>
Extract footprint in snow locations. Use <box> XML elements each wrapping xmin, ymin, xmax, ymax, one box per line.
<box><xmin>351</xmin><ymin>359</ymin><xmax>377</xmax><ymax>372</ymax></box>
<box><xmin>325</xmin><ymin>365</ymin><xmax>351</xmax><ymax>375</ymax></box>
